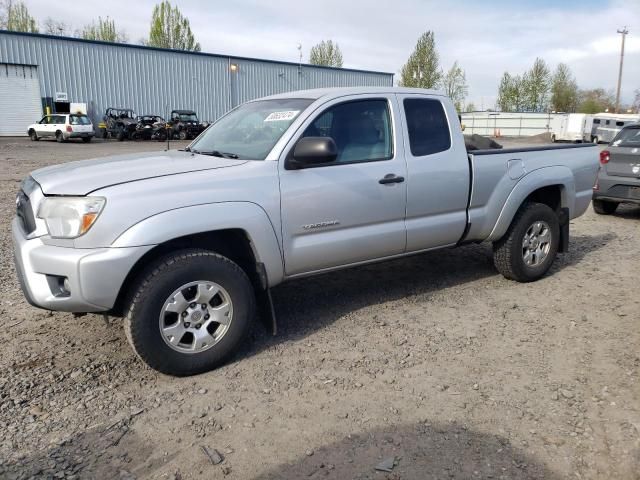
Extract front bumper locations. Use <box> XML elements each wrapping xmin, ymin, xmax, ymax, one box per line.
<box><xmin>12</xmin><ymin>218</ymin><xmax>152</xmax><ymax>312</ymax></box>
<box><xmin>593</xmin><ymin>169</ymin><xmax>640</xmax><ymax>204</ymax></box>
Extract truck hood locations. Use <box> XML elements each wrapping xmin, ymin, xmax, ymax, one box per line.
<box><xmin>31</xmin><ymin>150</ymin><xmax>247</xmax><ymax>195</ymax></box>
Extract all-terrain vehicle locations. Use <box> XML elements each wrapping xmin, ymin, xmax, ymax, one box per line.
<box><xmin>131</xmin><ymin>115</ymin><xmax>166</xmax><ymax>141</ymax></box>
<box><xmin>169</xmin><ymin>110</ymin><xmax>207</xmax><ymax>140</ymax></box>
<box><xmin>102</xmin><ymin>108</ymin><xmax>138</xmax><ymax>141</ymax></box>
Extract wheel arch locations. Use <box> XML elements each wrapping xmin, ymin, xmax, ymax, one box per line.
<box><xmin>108</xmin><ymin>202</ymin><xmax>284</xmax><ymax>316</ymax></box>
<box><xmin>488</xmin><ymin>166</ymin><xmax>575</xmax><ymax>243</ymax></box>
<box><xmin>110</xmin><ymin>228</ymin><xmax>262</xmax><ymax>317</ymax></box>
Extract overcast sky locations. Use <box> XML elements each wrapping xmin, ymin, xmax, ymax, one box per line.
<box><xmin>24</xmin><ymin>0</ymin><xmax>640</xmax><ymax>108</ymax></box>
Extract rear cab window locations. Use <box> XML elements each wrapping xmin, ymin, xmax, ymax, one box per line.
<box><xmin>403</xmin><ymin>98</ymin><xmax>451</xmax><ymax>156</ymax></box>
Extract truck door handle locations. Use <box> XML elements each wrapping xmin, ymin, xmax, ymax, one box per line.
<box><xmin>379</xmin><ymin>174</ymin><xmax>405</xmax><ymax>185</ymax></box>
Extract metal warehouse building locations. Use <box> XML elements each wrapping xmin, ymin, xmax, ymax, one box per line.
<box><xmin>0</xmin><ymin>30</ymin><xmax>393</xmax><ymax>136</ymax></box>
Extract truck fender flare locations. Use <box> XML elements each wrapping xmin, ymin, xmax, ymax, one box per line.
<box><xmin>487</xmin><ymin>166</ymin><xmax>575</xmax><ymax>242</ymax></box>
<box><xmin>111</xmin><ymin>201</ymin><xmax>284</xmax><ymax>286</ymax></box>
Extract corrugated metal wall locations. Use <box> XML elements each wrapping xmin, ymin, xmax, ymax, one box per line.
<box><xmin>0</xmin><ymin>31</ymin><xmax>393</xmax><ymax>127</ymax></box>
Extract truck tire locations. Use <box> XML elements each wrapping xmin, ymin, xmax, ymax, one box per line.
<box><xmin>117</xmin><ymin>129</ymin><xmax>126</xmax><ymax>141</ymax></box>
<box><xmin>178</xmin><ymin>129</ymin><xmax>188</xmax><ymax>140</ymax></box>
<box><xmin>492</xmin><ymin>202</ymin><xmax>560</xmax><ymax>283</ymax></box>
<box><xmin>56</xmin><ymin>131</ymin><xmax>64</xmax><ymax>143</ymax></box>
<box><xmin>124</xmin><ymin>250</ymin><xmax>255</xmax><ymax>376</ymax></box>
<box><xmin>592</xmin><ymin>199</ymin><xmax>618</xmax><ymax>215</ymax></box>
<box><xmin>29</xmin><ymin>129</ymin><xmax>39</xmax><ymax>141</ymax></box>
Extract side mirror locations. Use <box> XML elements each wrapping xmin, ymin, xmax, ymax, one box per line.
<box><xmin>287</xmin><ymin>137</ymin><xmax>338</xmax><ymax>169</ymax></box>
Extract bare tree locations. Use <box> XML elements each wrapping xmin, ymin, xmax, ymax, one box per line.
<box><xmin>577</xmin><ymin>88</ymin><xmax>615</xmax><ymax>114</ymax></box>
<box><xmin>399</xmin><ymin>31</ymin><xmax>441</xmax><ymax>88</ymax></box>
<box><xmin>440</xmin><ymin>61</ymin><xmax>468</xmax><ymax>112</ymax></box>
<box><xmin>309</xmin><ymin>40</ymin><xmax>343</xmax><ymax>67</ymax></box>
<box><xmin>42</xmin><ymin>17</ymin><xmax>71</xmax><ymax>36</ymax></box>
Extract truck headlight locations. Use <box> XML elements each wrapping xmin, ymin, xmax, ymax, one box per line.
<box><xmin>37</xmin><ymin>197</ymin><xmax>106</xmax><ymax>238</ymax></box>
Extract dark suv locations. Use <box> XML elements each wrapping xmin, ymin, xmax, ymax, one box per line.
<box><xmin>592</xmin><ymin>123</ymin><xmax>640</xmax><ymax>214</ymax></box>
<box><xmin>169</xmin><ymin>110</ymin><xmax>207</xmax><ymax>140</ymax></box>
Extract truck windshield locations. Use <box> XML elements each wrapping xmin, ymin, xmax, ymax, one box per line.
<box><xmin>190</xmin><ymin>98</ymin><xmax>314</xmax><ymax>160</ymax></box>
<box><xmin>611</xmin><ymin>127</ymin><xmax>640</xmax><ymax>147</ymax></box>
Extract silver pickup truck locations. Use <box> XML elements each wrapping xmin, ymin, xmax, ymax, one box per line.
<box><xmin>13</xmin><ymin>87</ymin><xmax>599</xmax><ymax>375</ymax></box>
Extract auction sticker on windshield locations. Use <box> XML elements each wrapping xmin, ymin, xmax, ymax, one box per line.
<box><xmin>264</xmin><ymin>111</ymin><xmax>300</xmax><ymax>122</ymax></box>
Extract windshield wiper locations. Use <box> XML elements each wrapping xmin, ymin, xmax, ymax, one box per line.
<box><xmin>196</xmin><ymin>150</ymin><xmax>240</xmax><ymax>159</ymax></box>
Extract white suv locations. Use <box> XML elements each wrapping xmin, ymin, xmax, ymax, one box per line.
<box><xmin>27</xmin><ymin>114</ymin><xmax>95</xmax><ymax>143</ymax></box>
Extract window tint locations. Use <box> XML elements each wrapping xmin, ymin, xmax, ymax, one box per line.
<box><xmin>302</xmin><ymin>99</ymin><xmax>392</xmax><ymax>164</ymax></box>
<box><xmin>605</xmin><ymin>120</ymin><xmax>611</xmax><ymax>125</ymax></box>
<box><xmin>403</xmin><ymin>98</ymin><xmax>451</xmax><ymax>156</ymax></box>
<box><xmin>593</xmin><ymin>119</ymin><xmax>601</xmax><ymax>124</ymax></box>
<box><xmin>616</xmin><ymin>121</ymin><xmax>624</xmax><ymax>127</ymax></box>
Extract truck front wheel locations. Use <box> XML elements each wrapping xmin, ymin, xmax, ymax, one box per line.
<box><xmin>124</xmin><ymin>250</ymin><xmax>255</xmax><ymax>376</ymax></box>
<box><xmin>492</xmin><ymin>202</ymin><xmax>560</xmax><ymax>283</ymax></box>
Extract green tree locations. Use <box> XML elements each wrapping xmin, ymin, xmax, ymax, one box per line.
<box><xmin>550</xmin><ymin>63</ymin><xmax>578</xmax><ymax>112</ymax></box>
<box><xmin>147</xmin><ymin>1</ymin><xmax>200</xmax><ymax>51</ymax></box>
<box><xmin>0</xmin><ymin>1</ymin><xmax>38</xmax><ymax>32</ymax></box>
<box><xmin>309</xmin><ymin>40</ymin><xmax>343</xmax><ymax>67</ymax></box>
<box><xmin>399</xmin><ymin>31</ymin><xmax>441</xmax><ymax>88</ymax></box>
<box><xmin>577</xmin><ymin>88</ymin><xmax>615</xmax><ymax>114</ymax></box>
<box><xmin>440</xmin><ymin>61</ymin><xmax>468</xmax><ymax>111</ymax></box>
<box><xmin>497</xmin><ymin>72</ymin><xmax>526</xmax><ymax>112</ymax></box>
<box><xmin>82</xmin><ymin>16</ymin><xmax>127</xmax><ymax>43</ymax></box>
<box><xmin>524</xmin><ymin>57</ymin><xmax>550</xmax><ymax>112</ymax></box>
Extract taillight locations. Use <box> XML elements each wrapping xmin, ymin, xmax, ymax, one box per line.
<box><xmin>599</xmin><ymin>150</ymin><xmax>610</xmax><ymax>164</ymax></box>
<box><xmin>66</xmin><ymin>125</ymin><xmax>73</xmax><ymax>133</ymax></box>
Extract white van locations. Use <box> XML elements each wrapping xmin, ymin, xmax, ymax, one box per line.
<box><xmin>550</xmin><ymin>113</ymin><xmax>586</xmax><ymax>142</ymax></box>
<box><xmin>27</xmin><ymin>113</ymin><xmax>95</xmax><ymax>143</ymax></box>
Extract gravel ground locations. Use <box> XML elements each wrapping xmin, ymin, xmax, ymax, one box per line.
<box><xmin>0</xmin><ymin>137</ymin><xmax>638</xmax><ymax>480</ymax></box>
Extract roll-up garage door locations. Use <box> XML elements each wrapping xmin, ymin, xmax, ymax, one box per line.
<box><xmin>0</xmin><ymin>64</ymin><xmax>43</xmax><ymax>136</ymax></box>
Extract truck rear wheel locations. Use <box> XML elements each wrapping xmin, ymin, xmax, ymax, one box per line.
<box><xmin>124</xmin><ymin>250</ymin><xmax>255</xmax><ymax>376</ymax></box>
<box><xmin>492</xmin><ymin>202</ymin><xmax>560</xmax><ymax>283</ymax></box>
<box><xmin>592</xmin><ymin>199</ymin><xmax>618</xmax><ymax>215</ymax></box>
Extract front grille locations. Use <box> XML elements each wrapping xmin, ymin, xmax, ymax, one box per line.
<box><xmin>16</xmin><ymin>190</ymin><xmax>36</xmax><ymax>235</ymax></box>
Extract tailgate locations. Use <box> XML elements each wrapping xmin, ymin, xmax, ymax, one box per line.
<box><xmin>605</xmin><ymin>148</ymin><xmax>640</xmax><ymax>178</ymax></box>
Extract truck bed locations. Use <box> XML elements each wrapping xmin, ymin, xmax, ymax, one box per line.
<box><xmin>464</xmin><ymin>142</ymin><xmax>598</xmax><ymax>243</ymax></box>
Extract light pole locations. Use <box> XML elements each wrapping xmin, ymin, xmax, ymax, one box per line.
<box><xmin>615</xmin><ymin>26</ymin><xmax>628</xmax><ymax>114</ymax></box>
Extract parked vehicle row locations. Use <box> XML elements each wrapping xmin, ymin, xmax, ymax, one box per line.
<box><xmin>100</xmin><ymin>108</ymin><xmax>207</xmax><ymax>141</ymax></box>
